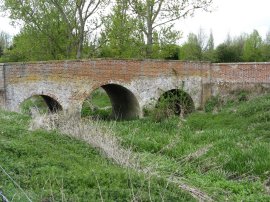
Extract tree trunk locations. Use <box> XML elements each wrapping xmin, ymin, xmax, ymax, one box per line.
<box><xmin>76</xmin><ymin>22</ymin><xmax>85</xmax><ymax>59</ymax></box>
<box><xmin>76</xmin><ymin>34</ymin><xmax>83</xmax><ymax>59</ymax></box>
<box><xmin>146</xmin><ymin>20</ymin><xmax>153</xmax><ymax>58</ymax></box>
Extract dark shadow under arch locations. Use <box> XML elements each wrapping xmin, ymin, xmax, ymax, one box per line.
<box><xmin>41</xmin><ymin>95</ymin><xmax>62</xmax><ymax>112</ymax></box>
<box><xmin>157</xmin><ymin>89</ymin><xmax>195</xmax><ymax>116</ymax></box>
<box><xmin>102</xmin><ymin>84</ymin><xmax>140</xmax><ymax>120</ymax></box>
<box><xmin>20</xmin><ymin>95</ymin><xmax>62</xmax><ymax>114</ymax></box>
<box><xmin>82</xmin><ymin>84</ymin><xmax>140</xmax><ymax>120</ymax></box>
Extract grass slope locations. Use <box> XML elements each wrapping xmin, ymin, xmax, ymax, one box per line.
<box><xmin>112</xmin><ymin>94</ymin><xmax>270</xmax><ymax>201</ymax></box>
<box><xmin>0</xmin><ymin>111</ymin><xmax>194</xmax><ymax>201</ymax></box>
<box><xmin>2</xmin><ymin>92</ymin><xmax>270</xmax><ymax>201</ymax></box>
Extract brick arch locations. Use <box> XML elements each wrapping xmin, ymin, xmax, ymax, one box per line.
<box><xmin>17</xmin><ymin>92</ymin><xmax>63</xmax><ymax>113</ymax></box>
<box><xmin>156</xmin><ymin>89</ymin><xmax>195</xmax><ymax>116</ymax></box>
<box><xmin>81</xmin><ymin>82</ymin><xmax>142</xmax><ymax>120</ymax></box>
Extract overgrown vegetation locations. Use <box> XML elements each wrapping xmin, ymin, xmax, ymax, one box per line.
<box><xmin>20</xmin><ymin>95</ymin><xmax>49</xmax><ymax>114</ymax></box>
<box><xmin>2</xmin><ymin>90</ymin><xmax>270</xmax><ymax>201</ymax></box>
<box><xmin>148</xmin><ymin>89</ymin><xmax>195</xmax><ymax>122</ymax></box>
<box><xmin>110</xmin><ymin>93</ymin><xmax>270</xmax><ymax>201</ymax></box>
<box><xmin>204</xmin><ymin>89</ymin><xmax>250</xmax><ymax>113</ymax></box>
<box><xmin>1</xmin><ymin>0</ymin><xmax>270</xmax><ymax>62</ymax></box>
<box><xmin>0</xmin><ymin>110</ymin><xmax>194</xmax><ymax>201</ymax></box>
<box><xmin>81</xmin><ymin>88</ymin><xmax>112</xmax><ymax>120</ymax></box>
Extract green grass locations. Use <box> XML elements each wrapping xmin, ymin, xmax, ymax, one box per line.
<box><xmin>20</xmin><ymin>95</ymin><xmax>48</xmax><ymax>114</ymax></box>
<box><xmin>0</xmin><ymin>111</ymin><xmax>194</xmax><ymax>201</ymax></box>
<box><xmin>2</xmin><ymin>92</ymin><xmax>270</xmax><ymax>201</ymax></box>
<box><xmin>81</xmin><ymin>88</ymin><xmax>112</xmax><ymax>119</ymax></box>
<box><xmin>110</xmin><ymin>94</ymin><xmax>270</xmax><ymax>201</ymax></box>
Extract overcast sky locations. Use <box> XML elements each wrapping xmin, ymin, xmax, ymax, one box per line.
<box><xmin>0</xmin><ymin>0</ymin><xmax>270</xmax><ymax>46</ymax></box>
<box><xmin>178</xmin><ymin>0</ymin><xmax>270</xmax><ymax>45</ymax></box>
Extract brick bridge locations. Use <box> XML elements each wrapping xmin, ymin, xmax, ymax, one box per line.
<box><xmin>0</xmin><ymin>59</ymin><xmax>269</xmax><ymax>119</ymax></box>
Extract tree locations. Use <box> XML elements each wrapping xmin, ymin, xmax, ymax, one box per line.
<box><xmin>99</xmin><ymin>0</ymin><xmax>144</xmax><ymax>58</ymax></box>
<box><xmin>179</xmin><ymin>33</ymin><xmax>202</xmax><ymax>61</ymax></box>
<box><xmin>242</xmin><ymin>30</ymin><xmax>262</xmax><ymax>62</ymax></box>
<box><xmin>1</xmin><ymin>0</ymin><xmax>108</xmax><ymax>59</ymax></box>
<box><xmin>50</xmin><ymin>0</ymin><xmax>109</xmax><ymax>59</ymax></box>
<box><xmin>215</xmin><ymin>43</ymin><xmax>235</xmax><ymax>62</ymax></box>
<box><xmin>1</xmin><ymin>0</ymin><xmax>75</xmax><ymax>59</ymax></box>
<box><xmin>261</xmin><ymin>30</ymin><xmax>270</xmax><ymax>61</ymax></box>
<box><xmin>152</xmin><ymin>25</ymin><xmax>181</xmax><ymax>59</ymax></box>
<box><xmin>215</xmin><ymin>33</ymin><xmax>247</xmax><ymax>63</ymax></box>
<box><xmin>203</xmin><ymin>30</ymin><xmax>215</xmax><ymax>61</ymax></box>
<box><xmin>128</xmin><ymin>0</ymin><xmax>212</xmax><ymax>57</ymax></box>
<box><xmin>0</xmin><ymin>31</ymin><xmax>10</xmax><ymax>57</ymax></box>
<box><xmin>0</xmin><ymin>31</ymin><xmax>10</xmax><ymax>49</ymax></box>
<box><xmin>8</xmin><ymin>25</ymin><xmax>71</xmax><ymax>61</ymax></box>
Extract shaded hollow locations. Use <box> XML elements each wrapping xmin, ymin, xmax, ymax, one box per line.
<box><xmin>41</xmin><ymin>95</ymin><xmax>62</xmax><ymax>112</ymax></box>
<box><xmin>101</xmin><ymin>84</ymin><xmax>140</xmax><ymax>120</ymax></box>
<box><xmin>20</xmin><ymin>95</ymin><xmax>62</xmax><ymax>114</ymax></box>
<box><xmin>157</xmin><ymin>89</ymin><xmax>195</xmax><ymax>116</ymax></box>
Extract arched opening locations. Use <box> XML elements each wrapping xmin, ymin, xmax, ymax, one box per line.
<box><xmin>20</xmin><ymin>95</ymin><xmax>62</xmax><ymax>114</ymax></box>
<box><xmin>81</xmin><ymin>88</ymin><xmax>112</xmax><ymax>119</ymax></box>
<box><xmin>81</xmin><ymin>84</ymin><xmax>140</xmax><ymax>120</ymax></box>
<box><xmin>156</xmin><ymin>89</ymin><xmax>195</xmax><ymax>117</ymax></box>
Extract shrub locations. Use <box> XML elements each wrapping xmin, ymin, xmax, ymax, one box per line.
<box><xmin>149</xmin><ymin>90</ymin><xmax>194</xmax><ymax>122</ymax></box>
<box><xmin>204</xmin><ymin>95</ymin><xmax>224</xmax><ymax>112</ymax></box>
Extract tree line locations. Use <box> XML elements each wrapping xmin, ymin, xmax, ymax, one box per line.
<box><xmin>180</xmin><ymin>29</ymin><xmax>270</xmax><ymax>62</ymax></box>
<box><xmin>0</xmin><ymin>0</ymin><xmax>269</xmax><ymax>63</ymax></box>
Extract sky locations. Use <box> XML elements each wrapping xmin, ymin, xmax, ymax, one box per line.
<box><xmin>0</xmin><ymin>0</ymin><xmax>270</xmax><ymax>46</ymax></box>
<box><xmin>178</xmin><ymin>0</ymin><xmax>270</xmax><ymax>45</ymax></box>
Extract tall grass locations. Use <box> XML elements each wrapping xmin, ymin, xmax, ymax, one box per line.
<box><xmin>110</xmin><ymin>94</ymin><xmax>270</xmax><ymax>201</ymax></box>
<box><xmin>4</xmin><ymin>89</ymin><xmax>270</xmax><ymax>201</ymax></box>
<box><xmin>30</xmin><ymin>110</ymin><xmax>213</xmax><ymax>201</ymax></box>
<box><xmin>30</xmin><ymin>111</ymin><xmax>136</xmax><ymax>167</ymax></box>
<box><xmin>0</xmin><ymin>110</ymin><xmax>194</xmax><ymax>201</ymax></box>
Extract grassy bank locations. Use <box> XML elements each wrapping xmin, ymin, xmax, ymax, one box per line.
<box><xmin>1</xmin><ymin>92</ymin><xmax>270</xmax><ymax>201</ymax></box>
<box><xmin>111</xmin><ymin>94</ymin><xmax>270</xmax><ymax>201</ymax></box>
<box><xmin>0</xmin><ymin>111</ymin><xmax>194</xmax><ymax>201</ymax></box>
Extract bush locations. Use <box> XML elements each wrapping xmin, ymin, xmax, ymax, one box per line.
<box><xmin>205</xmin><ymin>90</ymin><xmax>250</xmax><ymax>113</ymax></box>
<box><xmin>149</xmin><ymin>90</ymin><xmax>194</xmax><ymax>122</ymax></box>
<box><xmin>204</xmin><ymin>95</ymin><xmax>224</xmax><ymax>112</ymax></box>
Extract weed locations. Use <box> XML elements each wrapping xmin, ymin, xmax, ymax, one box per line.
<box><xmin>0</xmin><ymin>109</ymin><xmax>194</xmax><ymax>201</ymax></box>
<box><xmin>81</xmin><ymin>88</ymin><xmax>112</xmax><ymax>119</ymax></box>
<box><xmin>204</xmin><ymin>95</ymin><xmax>224</xmax><ymax>112</ymax></box>
<box><xmin>20</xmin><ymin>95</ymin><xmax>48</xmax><ymax>114</ymax></box>
<box><xmin>149</xmin><ymin>89</ymin><xmax>194</xmax><ymax>122</ymax></box>
<box><xmin>3</xmin><ymin>92</ymin><xmax>270</xmax><ymax>201</ymax></box>
<box><xmin>111</xmin><ymin>93</ymin><xmax>270</xmax><ymax>201</ymax></box>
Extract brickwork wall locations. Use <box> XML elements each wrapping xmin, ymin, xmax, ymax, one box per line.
<box><xmin>211</xmin><ymin>63</ymin><xmax>270</xmax><ymax>83</ymax></box>
<box><xmin>4</xmin><ymin>60</ymin><xmax>210</xmax><ymax>84</ymax></box>
<box><xmin>2</xmin><ymin>59</ymin><xmax>270</xmax><ymax>113</ymax></box>
<box><xmin>211</xmin><ymin>62</ymin><xmax>270</xmax><ymax>95</ymax></box>
<box><xmin>3</xmin><ymin>60</ymin><xmax>211</xmax><ymax>112</ymax></box>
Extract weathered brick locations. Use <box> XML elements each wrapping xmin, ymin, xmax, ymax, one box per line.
<box><xmin>1</xmin><ymin>60</ymin><xmax>270</xmax><ymax>117</ymax></box>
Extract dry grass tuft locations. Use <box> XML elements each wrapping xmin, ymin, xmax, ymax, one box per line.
<box><xmin>180</xmin><ymin>145</ymin><xmax>213</xmax><ymax>163</ymax></box>
<box><xmin>30</xmin><ymin>110</ymin><xmax>137</xmax><ymax>168</ymax></box>
<box><xmin>177</xmin><ymin>182</ymin><xmax>213</xmax><ymax>202</ymax></box>
<box><xmin>265</xmin><ymin>177</ymin><xmax>270</xmax><ymax>194</ymax></box>
<box><xmin>29</xmin><ymin>110</ymin><xmax>213</xmax><ymax>201</ymax></box>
